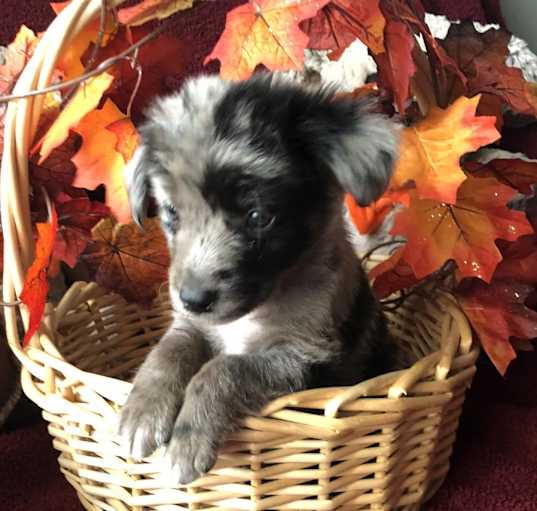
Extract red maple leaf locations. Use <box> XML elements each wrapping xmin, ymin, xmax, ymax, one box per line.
<box><xmin>465</xmin><ymin>158</ymin><xmax>537</xmax><ymax>195</ymax></box>
<box><xmin>369</xmin><ymin>246</ymin><xmax>419</xmax><ymax>298</ymax></box>
<box><xmin>205</xmin><ymin>0</ymin><xmax>330</xmax><ymax>80</ymax></box>
<box><xmin>376</xmin><ymin>20</ymin><xmax>416</xmax><ymax>113</ymax></box>
<box><xmin>457</xmin><ymin>279</ymin><xmax>537</xmax><ymax>375</ymax></box>
<box><xmin>54</xmin><ymin>194</ymin><xmax>110</xmax><ymax>268</ymax></box>
<box><xmin>302</xmin><ymin>0</ymin><xmax>385</xmax><ymax>59</ymax></box>
<box><xmin>20</xmin><ymin>207</ymin><xmax>58</xmax><ymax>346</ymax></box>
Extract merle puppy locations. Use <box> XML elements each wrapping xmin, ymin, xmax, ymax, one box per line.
<box><xmin>119</xmin><ymin>73</ymin><xmax>400</xmax><ymax>485</ymax></box>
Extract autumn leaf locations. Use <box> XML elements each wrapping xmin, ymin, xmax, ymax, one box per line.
<box><xmin>376</xmin><ymin>20</ymin><xmax>416</xmax><ymax>114</ymax></box>
<box><xmin>107</xmin><ymin>117</ymin><xmax>139</xmax><ymax>163</ymax></box>
<box><xmin>369</xmin><ymin>246</ymin><xmax>419</xmax><ymax>298</ymax></box>
<box><xmin>83</xmin><ymin>217</ymin><xmax>169</xmax><ymax>304</ymax></box>
<box><xmin>346</xmin><ymin>189</ymin><xmax>409</xmax><ymax>235</ymax></box>
<box><xmin>302</xmin><ymin>0</ymin><xmax>385</xmax><ymax>59</ymax></box>
<box><xmin>391</xmin><ymin>177</ymin><xmax>533</xmax><ymax>282</ymax></box>
<box><xmin>379</xmin><ymin>0</ymin><xmax>465</xmax><ymax>108</ymax></box>
<box><xmin>465</xmin><ymin>158</ymin><xmax>537</xmax><ymax>195</ymax></box>
<box><xmin>494</xmin><ymin>236</ymin><xmax>537</xmax><ymax>285</ymax></box>
<box><xmin>442</xmin><ymin>22</ymin><xmax>537</xmax><ymax>117</ymax></box>
<box><xmin>457</xmin><ymin>278</ymin><xmax>537</xmax><ymax>375</ymax></box>
<box><xmin>0</xmin><ymin>26</ymin><xmax>42</xmax><ymax>153</ymax></box>
<box><xmin>0</xmin><ymin>25</ymin><xmax>39</xmax><ymax>95</ymax></box>
<box><xmin>54</xmin><ymin>194</ymin><xmax>110</xmax><ymax>267</ymax></box>
<box><xmin>20</xmin><ymin>207</ymin><xmax>58</xmax><ymax>346</ymax></box>
<box><xmin>71</xmin><ymin>99</ymin><xmax>132</xmax><ymax>224</ymax></box>
<box><xmin>205</xmin><ymin>0</ymin><xmax>330</xmax><ymax>80</ymax></box>
<box><xmin>391</xmin><ymin>95</ymin><xmax>500</xmax><ymax>203</ymax></box>
<box><xmin>89</xmin><ymin>27</ymin><xmax>186</xmax><ymax>119</ymax></box>
<box><xmin>118</xmin><ymin>0</ymin><xmax>193</xmax><ymax>26</ymax></box>
<box><xmin>37</xmin><ymin>73</ymin><xmax>114</xmax><ymax>163</ymax></box>
<box><xmin>30</xmin><ymin>135</ymin><xmax>79</xmax><ymax>201</ymax></box>
<box><xmin>51</xmin><ymin>2</ymin><xmax>117</xmax><ymax>80</ymax></box>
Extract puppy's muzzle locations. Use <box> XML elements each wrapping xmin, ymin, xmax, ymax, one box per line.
<box><xmin>179</xmin><ymin>272</ymin><xmax>218</xmax><ymax>314</ymax></box>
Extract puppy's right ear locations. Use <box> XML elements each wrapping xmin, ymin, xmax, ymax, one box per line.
<box><xmin>124</xmin><ymin>145</ymin><xmax>150</xmax><ymax>227</ymax></box>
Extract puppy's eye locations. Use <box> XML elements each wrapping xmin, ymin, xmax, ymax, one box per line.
<box><xmin>246</xmin><ymin>209</ymin><xmax>274</xmax><ymax>231</ymax></box>
<box><xmin>161</xmin><ymin>203</ymin><xmax>180</xmax><ymax>231</ymax></box>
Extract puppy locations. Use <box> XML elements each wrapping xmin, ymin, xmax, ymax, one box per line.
<box><xmin>119</xmin><ymin>73</ymin><xmax>400</xmax><ymax>485</ymax></box>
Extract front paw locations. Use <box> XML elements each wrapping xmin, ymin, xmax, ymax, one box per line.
<box><xmin>165</xmin><ymin>421</ymin><xmax>219</xmax><ymax>485</ymax></box>
<box><xmin>119</xmin><ymin>384</ymin><xmax>183</xmax><ymax>460</ymax></box>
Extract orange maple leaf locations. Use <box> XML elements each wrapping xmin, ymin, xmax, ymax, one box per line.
<box><xmin>204</xmin><ymin>0</ymin><xmax>331</xmax><ymax>80</ymax></box>
<box><xmin>71</xmin><ymin>99</ymin><xmax>135</xmax><ymax>224</ymax></box>
<box><xmin>391</xmin><ymin>95</ymin><xmax>500</xmax><ymax>203</ymax></box>
<box><xmin>391</xmin><ymin>177</ymin><xmax>533</xmax><ymax>282</ymax></box>
<box><xmin>51</xmin><ymin>2</ymin><xmax>116</xmax><ymax>80</ymax></box>
<box><xmin>20</xmin><ymin>207</ymin><xmax>58</xmax><ymax>346</ymax></box>
<box><xmin>118</xmin><ymin>0</ymin><xmax>193</xmax><ymax>26</ymax></box>
<box><xmin>107</xmin><ymin>117</ymin><xmax>139</xmax><ymax>163</ymax></box>
<box><xmin>345</xmin><ymin>189</ymin><xmax>409</xmax><ymax>235</ymax></box>
<box><xmin>37</xmin><ymin>73</ymin><xmax>114</xmax><ymax>163</ymax></box>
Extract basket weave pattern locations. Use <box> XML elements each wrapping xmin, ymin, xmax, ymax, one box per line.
<box><xmin>1</xmin><ymin>1</ymin><xmax>478</xmax><ymax>510</ymax></box>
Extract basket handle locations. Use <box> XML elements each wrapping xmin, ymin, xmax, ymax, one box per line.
<box><xmin>1</xmin><ymin>0</ymin><xmax>126</xmax><ymax>359</ymax></box>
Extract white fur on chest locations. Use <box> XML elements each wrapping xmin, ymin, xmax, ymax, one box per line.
<box><xmin>213</xmin><ymin>315</ymin><xmax>266</xmax><ymax>355</ymax></box>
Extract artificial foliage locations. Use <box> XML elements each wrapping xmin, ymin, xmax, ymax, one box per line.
<box><xmin>2</xmin><ymin>0</ymin><xmax>537</xmax><ymax>374</ymax></box>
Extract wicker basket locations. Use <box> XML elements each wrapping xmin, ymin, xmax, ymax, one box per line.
<box><xmin>2</xmin><ymin>1</ymin><xmax>479</xmax><ymax>510</ymax></box>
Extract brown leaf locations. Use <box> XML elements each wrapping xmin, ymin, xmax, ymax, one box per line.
<box><xmin>442</xmin><ymin>22</ymin><xmax>537</xmax><ymax>116</ymax></box>
<box><xmin>84</xmin><ymin>218</ymin><xmax>169</xmax><ymax>304</ymax></box>
<box><xmin>302</xmin><ymin>0</ymin><xmax>385</xmax><ymax>59</ymax></box>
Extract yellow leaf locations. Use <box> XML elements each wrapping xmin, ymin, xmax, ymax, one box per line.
<box><xmin>118</xmin><ymin>0</ymin><xmax>194</xmax><ymax>26</ymax></box>
<box><xmin>391</xmin><ymin>95</ymin><xmax>500</xmax><ymax>203</ymax></box>
<box><xmin>38</xmin><ymin>73</ymin><xmax>114</xmax><ymax>163</ymax></box>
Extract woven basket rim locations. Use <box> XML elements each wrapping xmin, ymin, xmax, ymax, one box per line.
<box><xmin>18</xmin><ymin>278</ymin><xmax>477</xmax><ymax>424</ymax></box>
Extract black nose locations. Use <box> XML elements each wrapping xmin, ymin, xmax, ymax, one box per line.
<box><xmin>179</xmin><ymin>275</ymin><xmax>218</xmax><ymax>314</ymax></box>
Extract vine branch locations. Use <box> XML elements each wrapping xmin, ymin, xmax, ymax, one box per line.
<box><xmin>0</xmin><ymin>23</ymin><xmax>165</xmax><ymax>105</ymax></box>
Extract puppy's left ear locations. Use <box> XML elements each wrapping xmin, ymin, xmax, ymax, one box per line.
<box><xmin>124</xmin><ymin>145</ymin><xmax>151</xmax><ymax>227</ymax></box>
<box><xmin>300</xmin><ymin>94</ymin><xmax>400</xmax><ymax>206</ymax></box>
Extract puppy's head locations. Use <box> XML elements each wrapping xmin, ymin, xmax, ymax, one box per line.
<box><xmin>125</xmin><ymin>74</ymin><xmax>398</xmax><ymax>323</ymax></box>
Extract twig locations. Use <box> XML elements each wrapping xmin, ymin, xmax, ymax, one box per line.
<box><xmin>0</xmin><ymin>300</ymin><xmax>21</xmax><ymax>307</ymax></box>
<box><xmin>0</xmin><ymin>24</ymin><xmax>165</xmax><ymax>104</ymax></box>
<box><xmin>126</xmin><ymin>49</ymin><xmax>142</xmax><ymax>118</ymax></box>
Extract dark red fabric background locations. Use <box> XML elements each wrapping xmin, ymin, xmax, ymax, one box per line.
<box><xmin>1</xmin><ymin>2</ymin><xmax>536</xmax><ymax>510</ymax></box>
